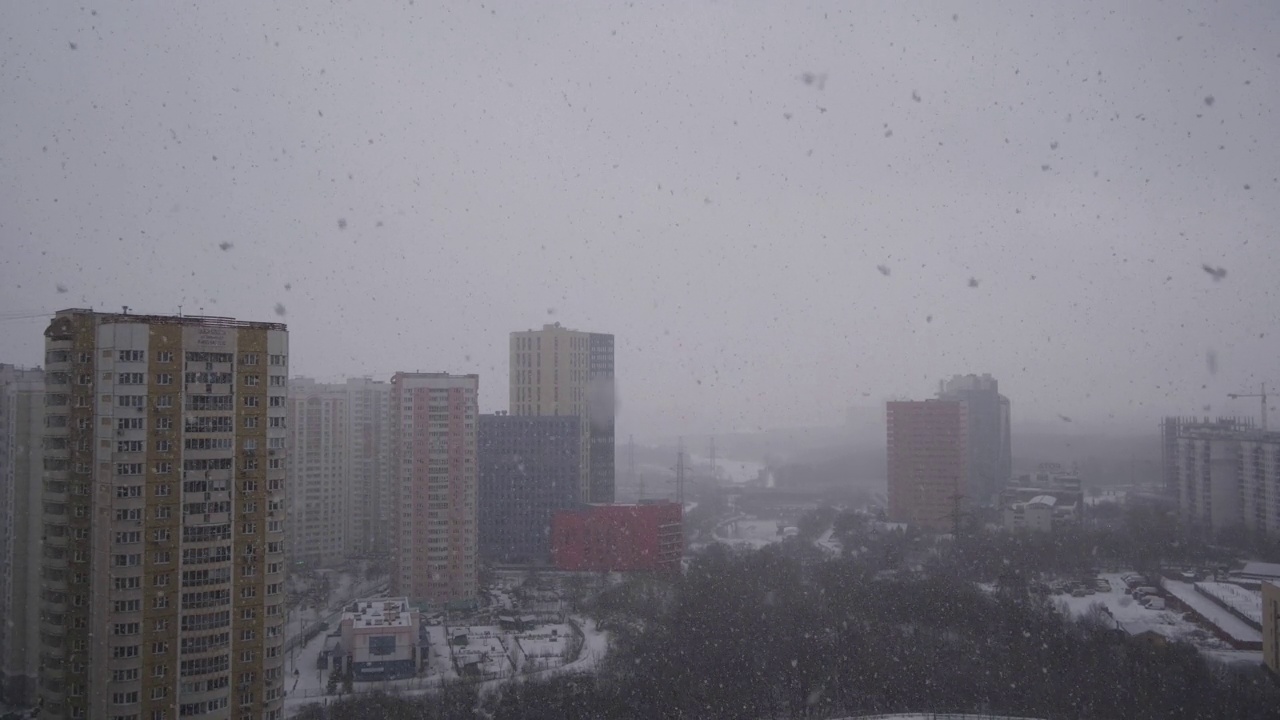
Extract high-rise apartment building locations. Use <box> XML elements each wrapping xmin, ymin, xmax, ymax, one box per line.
<box><xmin>286</xmin><ymin>380</ymin><xmax>349</xmax><ymax>568</ymax></box>
<box><xmin>286</xmin><ymin>378</ymin><xmax>392</xmax><ymax>567</ymax></box>
<box><xmin>389</xmin><ymin>373</ymin><xmax>478</xmax><ymax>610</ymax></box>
<box><xmin>1161</xmin><ymin>416</ymin><xmax>1254</xmax><ymax>498</ymax></box>
<box><xmin>886</xmin><ymin>400</ymin><xmax>968</xmax><ymax>531</ymax></box>
<box><xmin>0</xmin><ymin>364</ymin><xmax>44</xmax><ymax>707</ymax></box>
<box><xmin>478</xmin><ymin>413</ymin><xmax>581</xmax><ymax>566</ymax></box>
<box><xmin>937</xmin><ymin>374</ymin><xmax>1011</xmax><ymax>506</ymax></box>
<box><xmin>509</xmin><ymin>323</ymin><xmax>615</xmax><ymax>503</ymax></box>
<box><xmin>38</xmin><ymin>309</ymin><xmax>288</xmax><ymax>720</ymax></box>
<box><xmin>345</xmin><ymin>378</ymin><xmax>392</xmax><ymax>557</ymax></box>
<box><xmin>1175</xmin><ymin>425</ymin><xmax>1246</xmax><ymax>532</ymax></box>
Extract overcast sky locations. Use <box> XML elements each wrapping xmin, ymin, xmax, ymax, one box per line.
<box><xmin>2</xmin><ymin>1</ymin><xmax>1279</xmax><ymax>440</ymax></box>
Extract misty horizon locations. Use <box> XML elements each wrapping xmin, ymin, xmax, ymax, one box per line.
<box><xmin>4</xmin><ymin>1</ymin><xmax>1279</xmax><ymax>440</ymax></box>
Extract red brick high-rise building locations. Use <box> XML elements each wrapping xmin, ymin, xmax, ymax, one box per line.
<box><xmin>887</xmin><ymin>400</ymin><xmax>968</xmax><ymax>532</ymax></box>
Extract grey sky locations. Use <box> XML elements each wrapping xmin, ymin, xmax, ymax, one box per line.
<box><xmin>2</xmin><ymin>1</ymin><xmax>1279</xmax><ymax>440</ymax></box>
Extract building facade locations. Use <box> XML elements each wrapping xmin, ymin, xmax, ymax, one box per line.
<box><xmin>1175</xmin><ymin>429</ymin><xmax>1245</xmax><ymax>533</ymax></box>
<box><xmin>38</xmin><ymin>309</ymin><xmax>288</xmax><ymax>720</ymax></box>
<box><xmin>478</xmin><ymin>413</ymin><xmax>581</xmax><ymax>566</ymax></box>
<box><xmin>549</xmin><ymin>501</ymin><xmax>682</xmax><ymax>573</ymax></box>
<box><xmin>334</xmin><ymin>598</ymin><xmax>421</xmax><ymax>681</ymax></box>
<box><xmin>1264</xmin><ymin>581</ymin><xmax>1280</xmax><ymax>677</ymax></box>
<box><xmin>389</xmin><ymin>373</ymin><xmax>478</xmax><ymax>610</ymax></box>
<box><xmin>286</xmin><ymin>378</ymin><xmax>392</xmax><ymax>567</ymax></box>
<box><xmin>0</xmin><ymin>365</ymin><xmax>44</xmax><ymax>707</ymax></box>
<box><xmin>886</xmin><ymin>400</ymin><xmax>968</xmax><ymax>532</ymax></box>
<box><xmin>1161</xmin><ymin>416</ymin><xmax>1254</xmax><ymax>498</ymax></box>
<box><xmin>509</xmin><ymin>323</ymin><xmax>615</xmax><ymax>503</ymax></box>
<box><xmin>937</xmin><ymin>374</ymin><xmax>1011</xmax><ymax>506</ymax></box>
<box><xmin>286</xmin><ymin>380</ymin><xmax>349</xmax><ymax>568</ymax></box>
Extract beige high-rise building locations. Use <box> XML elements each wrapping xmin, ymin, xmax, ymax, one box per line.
<box><xmin>0</xmin><ymin>364</ymin><xmax>44</xmax><ymax>707</ymax></box>
<box><xmin>389</xmin><ymin>373</ymin><xmax>478</xmax><ymax>609</ymax></box>
<box><xmin>286</xmin><ymin>377</ymin><xmax>392</xmax><ymax>568</ymax></box>
<box><xmin>38</xmin><ymin>309</ymin><xmax>288</xmax><ymax>720</ymax></box>
<box><xmin>509</xmin><ymin>323</ymin><xmax>615</xmax><ymax>503</ymax></box>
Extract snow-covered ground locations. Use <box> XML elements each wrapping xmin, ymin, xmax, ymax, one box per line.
<box><xmin>283</xmin><ymin>614</ymin><xmax>608</xmax><ymax>717</ymax></box>
<box><xmin>716</xmin><ymin>518</ymin><xmax>787</xmax><ymax>549</ymax></box>
<box><xmin>1051</xmin><ymin>573</ymin><xmax>1262</xmax><ymax>665</ymax></box>
<box><xmin>1194</xmin><ymin>581</ymin><xmax>1262</xmax><ymax>627</ymax></box>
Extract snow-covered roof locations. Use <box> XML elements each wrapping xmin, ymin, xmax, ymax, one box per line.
<box><xmin>344</xmin><ymin>597</ymin><xmax>414</xmax><ymax>629</ymax></box>
<box><xmin>1027</xmin><ymin>495</ymin><xmax>1057</xmax><ymax>507</ymax></box>
<box><xmin>1238</xmin><ymin>561</ymin><xmax>1280</xmax><ymax>580</ymax></box>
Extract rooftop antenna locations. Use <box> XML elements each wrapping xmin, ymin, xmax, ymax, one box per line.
<box><xmin>1227</xmin><ymin>382</ymin><xmax>1269</xmax><ymax>431</ymax></box>
<box><xmin>122</xmin><ymin>305</ymin><xmax>130</xmax><ymax>315</ymax></box>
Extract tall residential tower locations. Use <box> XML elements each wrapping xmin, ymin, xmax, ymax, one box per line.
<box><xmin>0</xmin><ymin>364</ymin><xmax>44</xmax><ymax>707</ymax></box>
<box><xmin>886</xmin><ymin>400</ymin><xmax>968</xmax><ymax>532</ymax></box>
<box><xmin>389</xmin><ymin>373</ymin><xmax>478</xmax><ymax>609</ymax></box>
<box><xmin>38</xmin><ymin>309</ymin><xmax>288</xmax><ymax>720</ymax></box>
<box><xmin>509</xmin><ymin>323</ymin><xmax>615</xmax><ymax>503</ymax></box>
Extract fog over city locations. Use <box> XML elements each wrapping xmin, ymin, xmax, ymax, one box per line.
<box><xmin>3</xmin><ymin>0</ymin><xmax>1279</xmax><ymax>441</ymax></box>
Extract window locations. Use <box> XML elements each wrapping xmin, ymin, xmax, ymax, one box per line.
<box><xmin>243</xmin><ymin>374</ymin><xmax>259</xmax><ymax>386</ymax></box>
<box><xmin>152</xmin><ymin>641</ymin><xmax>168</xmax><ymax>654</ymax></box>
<box><xmin>150</xmin><ymin>687</ymin><xmax>167</xmax><ymax>700</ymax></box>
<box><xmin>241</xmin><ymin>353</ymin><xmax>258</xmax><ymax>365</ymax></box>
<box><xmin>115</xmin><ymin>483</ymin><xmax>143</xmax><ymax>496</ymax></box>
<box><xmin>269</xmin><ymin>374</ymin><xmax>285</xmax><ymax>386</ymax></box>
<box><xmin>154</xmin><ymin>462</ymin><xmax>172</xmax><ymax>475</ymax></box>
<box><xmin>115</xmin><ymin>531</ymin><xmax>141</xmax><ymax>544</ymax></box>
<box><xmin>117</xmin><ymin>372</ymin><xmax>145</xmax><ymax>384</ymax></box>
<box><xmin>112</xmin><ymin>668</ymin><xmax>140</xmax><ymax>682</ymax></box>
<box><xmin>243</xmin><ymin>416</ymin><xmax>258</xmax><ymax>429</ymax></box>
<box><xmin>113</xmin><ymin>599</ymin><xmax>141</xmax><ymax>613</ymax></box>
<box><xmin>154</xmin><ymin>573</ymin><xmax>170</xmax><ymax>587</ymax></box>
<box><xmin>112</xmin><ymin>645</ymin><xmax>139</xmax><ymax>659</ymax></box>
<box><xmin>111</xmin><ymin>690</ymin><xmax>139</xmax><ymax>704</ymax></box>
<box><xmin>243</xmin><ymin>396</ymin><xmax>259</xmax><ymax>407</ymax></box>
<box><xmin>155</xmin><ymin>416</ymin><xmax>173</xmax><ymax>430</ymax></box>
<box><xmin>117</xmin><ymin>395</ymin><xmax>145</xmax><ymax>407</ymax></box>
<box><xmin>155</xmin><ymin>395</ymin><xmax>173</xmax><ymax>408</ymax></box>
<box><xmin>113</xmin><ymin>553</ymin><xmax>141</xmax><ymax>567</ymax></box>
<box><xmin>115</xmin><ymin>508</ymin><xmax>142</xmax><ymax>521</ymax></box>
<box><xmin>118</xmin><ymin>350</ymin><xmax>144</xmax><ymax>362</ymax></box>
<box><xmin>153</xmin><ymin>596</ymin><xmax>169</xmax><ymax>610</ymax></box>
<box><xmin>154</xmin><ymin>551</ymin><xmax>172</xmax><ymax>564</ymax></box>
<box><xmin>113</xmin><ymin>622</ymin><xmax>140</xmax><ymax>635</ymax></box>
<box><xmin>118</xmin><ymin>417</ymin><xmax>144</xmax><ymax>430</ymax></box>
<box><xmin>117</xmin><ymin>440</ymin><xmax>144</xmax><ymax>452</ymax></box>
<box><xmin>269</xmin><ymin>396</ymin><xmax>284</xmax><ymax>407</ymax></box>
<box><xmin>156</xmin><ymin>372</ymin><xmax>173</xmax><ymax>385</ymax></box>
<box><xmin>157</xmin><ymin>350</ymin><xmax>173</xmax><ymax>363</ymax></box>
<box><xmin>154</xmin><ymin>506</ymin><xmax>171</xmax><ymax>520</ymax></box>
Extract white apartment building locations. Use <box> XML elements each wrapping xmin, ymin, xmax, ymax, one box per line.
<box><xmin>286</xmin><ymin>378</ymin><xmax>391</xmax><ymax>568</ymax></box>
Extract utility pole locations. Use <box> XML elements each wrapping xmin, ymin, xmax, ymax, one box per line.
<box><xmin>1228</xmin><ymin>382</ymin><xmax>1269</xmax><ymax>431</ymax></box>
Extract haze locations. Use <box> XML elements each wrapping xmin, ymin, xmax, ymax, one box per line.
<box><xmin>2</xmin><ymin>0</ymin><xmax>1278</xmax><ymax>441</ymax></box>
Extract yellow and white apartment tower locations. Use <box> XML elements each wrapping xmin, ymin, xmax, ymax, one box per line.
<box><xmin>38</xmin><ymin>309</ymin><xmax>288</xmax><ymax>720</ymax></box>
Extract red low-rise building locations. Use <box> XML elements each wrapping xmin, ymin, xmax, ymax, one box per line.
<box><xmin>550</xmin><ymin>501</ymin><xmax>683</xmax><ymax>573</ymax></box>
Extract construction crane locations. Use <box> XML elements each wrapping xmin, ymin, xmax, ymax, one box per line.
<box><xmin>1228</xmin><ymin>382</ymin><xmax>1269</xmax><ymax>431</ymax></box>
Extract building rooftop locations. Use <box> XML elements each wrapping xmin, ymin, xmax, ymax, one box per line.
<box><xmin>52</xmin><ymin>307</ymin><xmax>286</xmax><ymax>331</ymax></box>
<box><xmin>343</xmin><ymin>597</ymin><xmax>414</xmax><ymax>629</ymax></box>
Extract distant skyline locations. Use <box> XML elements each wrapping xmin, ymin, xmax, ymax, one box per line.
<box><xmin>3</xmin><ymin>1</ymin><xmax>1279</xmax><ymax>440</ymax></box>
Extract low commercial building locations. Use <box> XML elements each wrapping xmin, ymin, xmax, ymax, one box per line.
<box><xmin>335</xmin><ymin>598</ymin><xmax>423</xmax><ymax>681</ymax></box>
<box><xmin>1003</xmin><ymin>495</ymin><xmax>1078</xmax><ymax>532</ymax></box>
<box><xmin>550</xmin><ymin>501</ymin><xmax>682</xmax><ymax>573</ymax></box>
